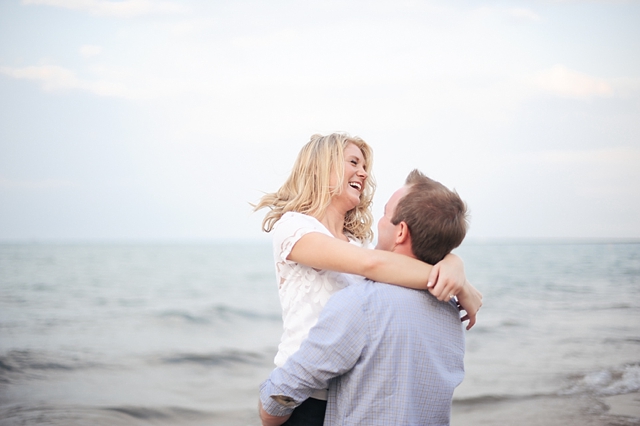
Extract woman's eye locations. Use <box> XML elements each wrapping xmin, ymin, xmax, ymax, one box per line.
<box><xmin>350</xmin><ymin>160</ymin><xmax>358</xmax><ymax>165</ymax></box>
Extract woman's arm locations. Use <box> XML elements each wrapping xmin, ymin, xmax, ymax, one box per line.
<box><xmin>289</xmin><ymin>232</ymin><xmax>482</xmax><ymax>327</ymax></box>
<box><xmin>454</xmin><ymin>280</ymin><xmax>483</xmax><ymax>330</ymax></box>
<box><xmin>288</xmin><ymin>232</ymin><xmax>463</xmax><ymax>295</ymax></box>
<box><xmin>426</xmin><ymin>253</ymin><xmax>466</xmax><ymax>301</ymax></box>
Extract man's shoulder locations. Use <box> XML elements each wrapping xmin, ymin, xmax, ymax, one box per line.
<box><xmin>324</xmin><ymin>280</ymin><xmax>378</xmax><ymax>310</ymax></box>
<box><xmin>336</xmin><ymin>279</ymin><xmax>388</xmax><ymax>296</ymax></box>
<box><xmin>333</xmin><ymin>280</ymin><xmax>424</xmax><ymax>306</ymax></box>
<box><xmin>340</xmin><ymin>280</ymin><xmax>460</xmax><ymax>318</ymax></box>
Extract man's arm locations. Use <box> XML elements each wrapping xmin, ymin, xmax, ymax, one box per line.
<box><xmin>259</xmin><ymin>401</ymin><xmax>290</xmax><ymax>426</ymax></box>
<box><xmin>259</xmin><ymin>286</ymin><xmax>368</xmax><ymax>421</ymax></box>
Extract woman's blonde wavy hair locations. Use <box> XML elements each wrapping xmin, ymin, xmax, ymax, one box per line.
<box><xmin>254</xmin><ymin>133</ymin><xmax>376</xmax><ymax>243</ymax></box>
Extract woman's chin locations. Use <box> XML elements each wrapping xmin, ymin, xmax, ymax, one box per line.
<box><xmin>330</xmin><ymin>192</ymin><xmax>362</xmax><ymax>213</ymax></box>
<box><xmin>347</xmin><ymin>199</ymin><xmax>361</xmax><ymax>211</ymax></box>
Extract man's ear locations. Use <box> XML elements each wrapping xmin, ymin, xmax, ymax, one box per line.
<box><xmin>396</xmin><ymin>221</ymin><xmax>410</xmax><ymax>245</ymax></box>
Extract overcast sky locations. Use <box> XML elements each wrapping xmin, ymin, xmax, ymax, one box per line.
<box><xmin>1</xmin><ymin>0</ymin><xmax>639</xmax><ymax>242</ymax></box>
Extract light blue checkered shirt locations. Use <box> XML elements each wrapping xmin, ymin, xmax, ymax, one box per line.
<box><xmin>260</xmin><ymin>280</ymin><xmax>465</xmax><ymax>425</ymax></box>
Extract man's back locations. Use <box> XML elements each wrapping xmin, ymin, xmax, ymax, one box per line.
<box><xmin>302</xmin><ymin>280</ymin><xmax>465</xmax><ymax>425</ymax></box>
<box><xmin>259</xmin><ymin>171</ymin><xmax>475</xmax><ymax>426</ymax></box>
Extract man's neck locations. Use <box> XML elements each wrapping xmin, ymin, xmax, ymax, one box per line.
<box><xmin>390</xmin><ymin>232</ymin><xmax>416</xmax><ymax>259</ymax></box>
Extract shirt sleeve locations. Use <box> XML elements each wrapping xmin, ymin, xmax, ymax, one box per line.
<box><xmin>259</xmin><ymin>285</ymin><xmax>368</xmax><ymax>415</ymax></box>
<box><xmin>272</xmin><ymin>212</ymin><xmax>331</xmax><ymax>263</ymax></box>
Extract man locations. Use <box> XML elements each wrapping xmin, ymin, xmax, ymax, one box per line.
<box><xmin>259</xmin><ymin>169</ymin><xmax>479</xmax><ymax>425</ymax></box>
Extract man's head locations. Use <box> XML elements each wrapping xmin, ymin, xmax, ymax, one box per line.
<box><xmin>376</xmin><ymin>170</ymin><xmax>468</xmax><ymax>264</ymax></box>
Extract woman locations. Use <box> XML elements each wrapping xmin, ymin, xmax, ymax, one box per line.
<box><xmin>255</xmin><ymin>133</ymin><xmax>481</xmax><ymax>426</ymax></box>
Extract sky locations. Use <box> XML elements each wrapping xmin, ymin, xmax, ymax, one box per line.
<box><xmin>1</xmin><ymin>0</ymin><xmax>639</xmax><ymax>242</ymax></box>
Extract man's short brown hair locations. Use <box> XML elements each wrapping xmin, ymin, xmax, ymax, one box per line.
<box><xmin>391</xmin><ymin>169</ymin><xmax>468</xmax><ymax>265</ymax></box>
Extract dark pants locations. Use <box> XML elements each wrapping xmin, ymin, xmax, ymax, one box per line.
<box><xmin>281</xmin><ymin>397</ymin><xmax>327</xmax><ymax>426</ymax></box>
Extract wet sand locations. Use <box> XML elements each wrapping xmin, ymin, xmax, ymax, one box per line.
<box><xmin>451</xmin><ymin>392</ymin><xmax>640</xmax><ymax>426</ymax></box>
<box><xmin>2</xmin><ymin>393</ymin><xmax>638</xmax><ymax>426</ymax></box>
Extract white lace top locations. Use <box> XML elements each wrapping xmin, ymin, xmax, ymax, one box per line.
<box><xmin>272</xmin><ymin>212</ymin><xmax>366</xmax><ymax>368</ymax></box>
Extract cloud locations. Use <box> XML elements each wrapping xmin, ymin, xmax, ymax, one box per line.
<box><xmin>232</xmin><ymin>29</ymin><xmax>299</xmax><ymax>50</ymax></box>
<box><xmin>1</xmin><ymin>64</ymin><xmax>119</xmax><ymax>96</ymax></box>
<box><xmin>610</xmin><ymin>76</ymin><xmax>640</xmax><ymax>98</ymax></box>
<box><xmin>508</xmin><ymin>8</ymin><xmax>541</xmax><ymax>22</ymax></box>
<box><xmin>21</xmin><ymin>0</ymin><xmax>186</xmax><ymax>18</ymax></box>
<box><xmin>1</xmin><ymin>65</ymin><xmax>80</xmax><ymax>90</ymax></box>
<box><xmin>0</xmin><ymin>64</ymin><xmax>181</xmax><ymax>99</ymax></box>
<box><xmin>79</xmin><ymin>44</ymin><xmax>102</xmax><ymax>58</ymax></box>
<box><xmin>534</xmin><ymin>65</ymin><xmax>614</xmax><ymax>99</ymax></box>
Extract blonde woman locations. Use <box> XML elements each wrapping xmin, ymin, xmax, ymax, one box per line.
<box><xmin>254</xmin><ymin>133</ymin><xmax>481</xmax><ymax>426</ymax></box>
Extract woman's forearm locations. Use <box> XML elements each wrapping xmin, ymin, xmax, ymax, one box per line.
<box><xmin>288</xmin><ymin>232</ymin><xmax>477</xmax><ymax>324</ymax></box>
<box><xmin>288</xmin><ymin>232</ymin><xmax>433</xmax><ymax>289</ymax></box>
<box><xmin>426</xmin><ymin>253</ymin><xmax>467</xmax><ymax>301</ymax></box>
<box><xmin>455</xmin><ymin>280</ymin><xmax>483</xmax><ymax>330</ymax></box>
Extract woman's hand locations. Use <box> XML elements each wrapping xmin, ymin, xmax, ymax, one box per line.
<box><xmin>427</xmin><ymin>253</ymin><xmax>466</xmax><ymax>301</ymax></box>
<box><xmin>456</xmin><ymin>280</ymin><xmax>483</xmax><ymax>330</ymax></box>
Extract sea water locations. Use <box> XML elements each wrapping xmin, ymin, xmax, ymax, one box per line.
<box><xmin>1</xmin><ymin>241</ymin><xmax>639</xmax><ymax>425</ymax></box>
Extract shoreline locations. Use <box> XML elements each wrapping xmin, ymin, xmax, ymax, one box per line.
<box><xmin>3</xmin><ymin>393</ymin><xmax>637</xmax><ymax>426</ymax></box>
<box><xmin>452</xmin><ymin>391</ymin><xmax>640</xmax><ymax>426</ymax></box>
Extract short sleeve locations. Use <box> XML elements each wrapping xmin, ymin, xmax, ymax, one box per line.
<box><xmin>272</xmin><ymin>212</ymin><xmax>332</xmax><ymax>263</ymax></box>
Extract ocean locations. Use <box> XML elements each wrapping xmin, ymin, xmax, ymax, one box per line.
<box><xmin>1</xmin><ymin>241</ymin><xmax>639</xmax><ymax>425</ymax></box>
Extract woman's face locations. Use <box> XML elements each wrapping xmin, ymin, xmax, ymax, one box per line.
<box><xmin>330</xmin><ymin>143</ymin><xmax>368</xmax><ymax>212</ymax></box>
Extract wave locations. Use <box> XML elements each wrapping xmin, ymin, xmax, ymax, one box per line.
<box><xmin>102</xmin><ymin>405</ymin><xmax>258</xmax><ymax>425</ymax></box>
<box><xmin>562</xmin><ymin>363</ymin><xmax>640</xmax><ymax>396</ymax></box>
<box><xmin>453</xmin><ymin>392</ymin><xmax>552</xmax><ymax>406</ymax></box>
<box><xmin>453</xmin><ymin>363</ymin><xmax>640</xmax><ymax>406</ymax></box>
<box><xmin>0</xmin><ymin>350</ymin><xmax>97</xmax><ymax>383</ymax></box>
<box><xmin>0</xmin><ymin>404</ymin><xmax>218</xmax><ymax>426</ymax></box>
<box><xmin>155</xmin><ymin>310</ymin><xmax>212</xmax><ymax>324</ymax></box>
<box><xmin>604</xmin><ymin>337</ymin><xmax>640</xmax><ymax>345</ymax></box>
<box><xmin>155</xmin><ymin>304</ymin><xmax>281</xmax><ymax>325</ymax></box>
<box><xmin>453</xmin><ymin>394</ymin><xmax>514</xmax><ymax>405</ymax></box>
<box><xmin>208</xmin><ymin>304</ymin><xmax>281</xmax><ymax>322</ymax></box>
<box><xmin>103</xmin><ymin>405</ymin><xmax>208</xmax><ymax>420</ymax></box>
<box><xmin>591</xmin><ymin>303</ymin><xmax>636</xmax><ymax>311</ymax></box>
<box><xmin>161</xmin><ymin>349</ymin><xmax>267</xmax><ymax>367</ymax></box>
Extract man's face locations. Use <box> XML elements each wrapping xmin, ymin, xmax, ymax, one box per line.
<box><xmin>375</xmin><ymin>185</ymin><xmax>409</xmax><ymax>251</ymax></box>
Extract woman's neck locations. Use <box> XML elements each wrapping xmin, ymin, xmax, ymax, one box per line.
<box><xmin>318</xmin><ymin>205</ymin><xmax>349</xmax><ymax>241</ymax></box>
